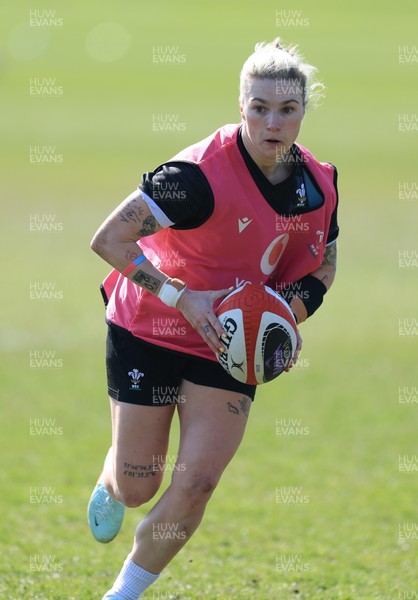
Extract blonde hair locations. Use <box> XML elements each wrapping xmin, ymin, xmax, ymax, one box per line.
<box><xmin>239</xmin><ymin>38</ymin><xmax>324</xmax><ymax>107</ymax></box>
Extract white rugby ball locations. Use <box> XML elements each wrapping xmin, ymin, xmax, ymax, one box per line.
<box><xmin>216</xmin><ymin>283</ymin><xmax>297</xmax><ymax>385</ymax></box>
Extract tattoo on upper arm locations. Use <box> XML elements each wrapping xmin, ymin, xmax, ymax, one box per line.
<box><xmin>132</xmin><ymin>270</ymin><xmax>161</xmax><ymax>292</ymax></box>
<box><xmin>138</xmin><ymin>215</ymin><xmax>159</xmax><ymax>238</ymax></box>
<box><xmin>321</xmin><ymin>242</ymin><xmax>337</xmax><ymax>269</ymax></box>
<box><xmin>120</xmin><ymin>197</ymin><xmax>144</xmax><ymax>224</ymax></box>
<box><xmin>119</xmin><ymin>197</ymin><xmax>159</xmax><ymax>238</ymax></box>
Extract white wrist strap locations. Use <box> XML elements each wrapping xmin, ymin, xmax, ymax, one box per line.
<box><xmin>158</xmin><ymin>279</ymin><xmax>187</xmax><ymax>308</ymax></box>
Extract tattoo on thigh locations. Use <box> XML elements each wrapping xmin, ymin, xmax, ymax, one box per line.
<box><xmin>227</xmin><ymin>402</ymin><xmax>239</xmax><ymax>416</ymax></box>
<box><xmin>239</xmin><ymin>397</ymin><xmax>250</xmax><ymax>417</ymax></box>
<box><xmin>123</xmin><ymin>462</ymin><xmax>157</xmax><ymax>478</ymax></box>
<box><xmin>132</xmin><ymin>270</ymin><xmax>160</xmax><ymax>292</ymax></box>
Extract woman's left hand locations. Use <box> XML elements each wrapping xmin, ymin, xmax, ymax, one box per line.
<box><xmin>176</xmin><ymin>287</ymin><xmax>232</xmax><ymax>356</ymax></box>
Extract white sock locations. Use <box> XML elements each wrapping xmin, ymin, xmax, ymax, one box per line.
<box><xmin>107</xmin><ymin>557</ymin><xmax>160</xmax><ymax>600</ymax></box>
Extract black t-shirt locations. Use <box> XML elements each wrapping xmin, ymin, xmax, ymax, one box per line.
<box><xmin>139</xmin><ymin>127</ymin><xmax>339</xmax><ymax>243</ymax></box>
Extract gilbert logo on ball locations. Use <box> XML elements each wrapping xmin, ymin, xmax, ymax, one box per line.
<box><xmin>216</xmin><ymin>283</ymin><xmax>297</xmax><ymax>385</ymax></box>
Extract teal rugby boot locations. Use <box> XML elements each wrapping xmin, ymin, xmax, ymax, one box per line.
<box><xmin>87</xmin><ymin>482</ymin><xmax>125</xmax><ymax>543</ymax></box>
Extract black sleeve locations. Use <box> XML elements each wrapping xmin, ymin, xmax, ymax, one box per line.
<box><xmin>139</xmin><ymin>161</ymin><xmax>214</xmax><ymax>230</ymax></box>
<box><xmin>326</xmin><ymin>166</ymin><xmax>339</xmax><ymax>244</ymax></box>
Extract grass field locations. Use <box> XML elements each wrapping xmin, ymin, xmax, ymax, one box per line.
<box><xmin>1</xmin><ymin>1</ymin><xmax>417</xmax><ymax>598</ymax></box>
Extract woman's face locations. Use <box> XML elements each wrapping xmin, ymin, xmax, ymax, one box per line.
<box><xmin>240</xmin><ymin>77</ymin><xmax>305</xmax><ymax>166</ymax></box>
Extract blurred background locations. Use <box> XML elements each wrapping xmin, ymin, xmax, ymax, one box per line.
<box><xmin>1</xmin><ymin>1</ymin><xmax>417</xmax><ymax>598</ymax></box>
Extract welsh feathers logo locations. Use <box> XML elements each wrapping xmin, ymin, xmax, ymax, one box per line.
<box><xmin>295</xmin><ymin>182</ymin><xmax>307</xmax><ymax>207</ymax></box>
<box><xmin>296</xmin><ymin>182</ymin><xmax>306</xmax><ymax>199</ymax></box>
<box><xmin>128</xmin><ymin>369</ymin><xmax>144</xmax><ymax>390</ymax></box>
<box><xmin>260</xmin><ymin>234</ymin><xmax>289</xmax><ymax>275</ymax></box>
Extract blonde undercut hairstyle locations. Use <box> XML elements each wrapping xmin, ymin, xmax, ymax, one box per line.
<box><xmin>239</xmin><ymin>38</ymin><xmax>325</xmax><ymax>108</ymax></box>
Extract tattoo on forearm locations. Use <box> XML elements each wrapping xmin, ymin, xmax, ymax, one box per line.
<box><xmin>239</xmin><ymin>397</ymin><xmax>250</xmax><ymax>417</ymax></box>
<box><xmin>227</xmin><ymin>401</ymin><xmax>239</xmax><ymax>416</ymax></box>
<box><xmin>125</xmin><ymin>249</ymin><xmax>140</xmax><ymax>261</ymax></box>
<box><xmin>132</xmin><ymin>270</ymin><xmax>161</xmax><ymax>292</ymax></box>
<box><xmin>321</xmin><ymin>242</ymin><xmax>337</xmax><ymax>268</ymax></box>
<box><xmin>138</xmin><ymin>215</ymin><xmax>158</xmax><ymax>238</ymax></box>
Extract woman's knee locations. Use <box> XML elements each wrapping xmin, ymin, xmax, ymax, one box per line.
<box><xmin>114</xmin><ymin>475</ymin><xmax>162</xmax><ymax>508</ymax></box>
<box><xmin>170</xmin><ymin>471</ymin><xmax>220</xmax><ymax>511</ymax></box>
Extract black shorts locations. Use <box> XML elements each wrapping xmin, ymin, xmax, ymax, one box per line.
<box><xmin>106</xmin><ymin>322</ymin><xmax>257</xmax><ymax>406</ymax></box>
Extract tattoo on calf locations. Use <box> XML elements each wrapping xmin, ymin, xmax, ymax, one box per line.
<box><xmin>123</xmin><ymin>462</ymin><xmax>157</xmax><ymax>478</ymax></box>
<box><xmin>132</xmin><ymin>270</ymin><xmax>161</xmax><ymax>292</ymax></box>
<box><xmin>239</xmin><ymin>397</ymin><xmax>250</xmax><ymax>417</ymax></box>
<box><xmin>227</xmin><ymin>402</ymin><xmax>239</xmax><ymax>416</ymax></box>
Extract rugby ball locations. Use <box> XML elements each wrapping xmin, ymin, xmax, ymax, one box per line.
<box><xmin>216</xmin><ymin>283</ymin><xmax>297</xmax><ymax>385</ymax></box>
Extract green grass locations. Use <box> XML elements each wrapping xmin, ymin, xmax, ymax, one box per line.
<box><xmin>1</xmin><ymin>0</ymin><xmax>417</xmax><ymax>598</ymax></box>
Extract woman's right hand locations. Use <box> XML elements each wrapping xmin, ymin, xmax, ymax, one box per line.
<box><xmin>177</xmin><ymin>287</ymin><xmax>233</xmax><ymax>356</ymax></box>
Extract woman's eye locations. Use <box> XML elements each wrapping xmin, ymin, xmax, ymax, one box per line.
<box><xmin>254</xmin><ymin>106</ymin><xmax>265</xmax><ymax>113</ymax></box>
<box><xmin>282</xmin><ymin>106</ymin><xmax>294</xmax><ymax>114</ymax></box>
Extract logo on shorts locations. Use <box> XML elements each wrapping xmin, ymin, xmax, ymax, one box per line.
<box><xmin>128</xmin><ymin>368</ymin><xmax>144</xmax><ymax>390</ymax></box>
